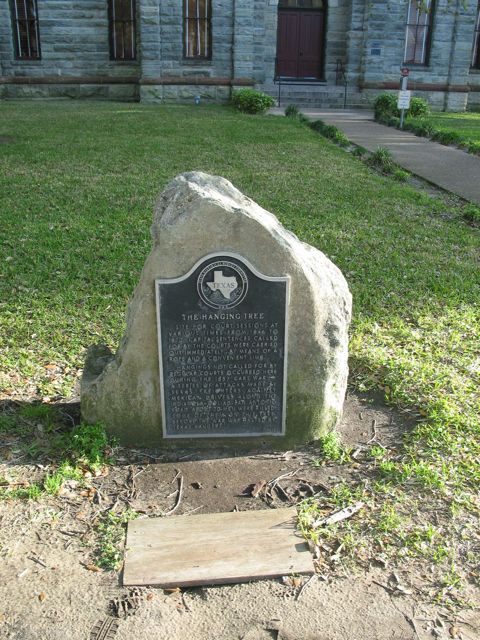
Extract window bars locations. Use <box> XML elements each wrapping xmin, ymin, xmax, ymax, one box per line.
<box><xmin>184</xmin><ymin>0</ymin><xmax>211</xmax><ymax>59</ymax></box>
<box><xmin>10</xmin><ymin>0</ymin><xmax>40</xmax><ymax>60</ymax></box>
<box><xmin>472</xmin><ymin>1</ymin><xmax>480</xmax><ymax>69</ymax></box>
<box><xmin>109</xmin><ymin>0</ymin><xmax>136</xmax><ymax>61</ymax></box>
<box><xmin>404</xmin><ymin>0</ymin><xmax>434</xmax><ymax>65</ymax></box>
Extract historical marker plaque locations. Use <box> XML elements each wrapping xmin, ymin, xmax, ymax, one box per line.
<box><xmin>155</xmin><ymin>252</ymin><xmax>289</xmax><ymax>438</ymax></box>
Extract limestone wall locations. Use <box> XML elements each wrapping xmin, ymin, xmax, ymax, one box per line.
<box><xmin>0</xmin><ymin>0</ymin><xmax>139</xmax><ymax>99</ymax></box>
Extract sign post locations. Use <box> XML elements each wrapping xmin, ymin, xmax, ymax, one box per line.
<box><xmin>398</xmin><ymin>66</ymin><xmax>410</xmax><ymax>129</ymax></box>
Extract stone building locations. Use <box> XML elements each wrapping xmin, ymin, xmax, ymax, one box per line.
<box><xmin>1</xmin><ymin>0</ymin><xmax>479</xmax><ymax>110</ymax></box>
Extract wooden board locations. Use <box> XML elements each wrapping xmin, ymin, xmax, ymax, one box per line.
<box><xmin>123</xmin><ymin>508</ymin><xmax>314</xmax><ymax>588</ymax></box>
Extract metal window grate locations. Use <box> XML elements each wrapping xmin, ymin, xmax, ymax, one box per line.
<box><xmin>184</xmin><ymin>0</ymin><xmax>211</xmax><ymax>59</ymax></box>
<box><xmin>472</xmin><ymin>1</ymin><xmax>480</xmax><ymax>69</ymax></box>
<box><xmin>404</xmin><ymin>0</ymin><xmax>433</xmax><ymax>65</ymax></box>
<box><xmin>10</xmin><ymin>0</ymin><xmax>41</xmax><ymax>60</ymax></box>
<box><xmin>109</xmin><ymin>0</ymin><xmax>136</xmax><ymax>61</ymax></box>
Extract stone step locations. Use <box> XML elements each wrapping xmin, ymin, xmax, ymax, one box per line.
<box><xmin>262</xmin><ymin>84</ymin><xmax>363</xmax><ymax>109</ymax></box>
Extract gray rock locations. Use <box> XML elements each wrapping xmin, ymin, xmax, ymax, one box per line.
<box><xmin>81</xmin><ymin>172</ymin><xmax>352</xmax><ymax>447</ymax></box>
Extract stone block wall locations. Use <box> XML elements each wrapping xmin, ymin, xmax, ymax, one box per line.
<box><xmin>0</xmin><ymin>0</ymin><xmax>139</xmax><ymax>99</ymax></box>
<box><xmin>1</xmin><ymin>0</ymin><xmax>479</xmax><ymax>109</ymax></box>
<box><xmin>351</xmin><ymin>0</ymin><xmax>478</xmax><ymax>111</ymax></box>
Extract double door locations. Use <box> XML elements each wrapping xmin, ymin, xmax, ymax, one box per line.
<box><xmin>276</xmin><ymin>10</ymin><xmax>324</xmax><ymax>80</ymax></box>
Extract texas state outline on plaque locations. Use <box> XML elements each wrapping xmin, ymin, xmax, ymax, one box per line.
<box><xmin>206</xmin><ymin>270</ymin><xmax>238</xmax><ymax>299</ymax></box>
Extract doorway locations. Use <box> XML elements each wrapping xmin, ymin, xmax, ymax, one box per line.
<box><xmin>276</xmin><ymin>0</ymin><xmax>326</xmax><ymax>80</ymax></box>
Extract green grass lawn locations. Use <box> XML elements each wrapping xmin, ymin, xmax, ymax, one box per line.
<box><xmin>425</xmin><ymin>111</ymin><xmax>480</xmax><ymax>142</ymax></box>
<box><xmin>0</xmin><ymin>102</ymin><xmax>479</xmax><ymax>596</ymax></box>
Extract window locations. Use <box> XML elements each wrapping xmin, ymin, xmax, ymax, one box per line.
<box><xmin>472</xmin><ymin>1</ymin><xmax>480</xmax><ymax>69</ymax></box>
<box><xmin>404</xmin><ymin>0</ymin><xmax>434</xmax><ymax>65</ymax></box>
<box><xmin>10</xmin><ymin>0</ymin><xmax>41</xmax><ymax>60</ymax></box>
<box><xmin>184</xmin><ymin>0</ymin><xmax>211</xmax><ymax>59</ymax></box>
<box><xmin>108</xmin><ymin>0</ymin><xmax>136</xmax><ymax>61</ymax></box>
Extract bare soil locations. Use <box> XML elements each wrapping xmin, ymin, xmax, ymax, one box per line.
<box><xmin>0</xmin><ymin>392</ymin><xmax>478</xmax><ymax>640</ymax></box>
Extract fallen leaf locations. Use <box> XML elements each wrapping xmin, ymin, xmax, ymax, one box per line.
<box><xmin>85</xmin><ymin>564</ymin><xmax>100</xmax><ymax>572</ymax></box>
<box><xmin>38</xmin><ymin>592</ymin><xmax>46</xmax><ymax>602</ymax></box>
<box><xmin>164</xmin><ymin>587</ymin><xmax>181</xmax><ymax>594</ymax></box>
<box><xmin>449</xmin><ymin>626</ymin><xmax>459</xmax><ymax>638</ymax></box>
<box><xmin>146</xmin><ymin>593</ymin><xmax>154</xmax><ymax>601</ymax></box>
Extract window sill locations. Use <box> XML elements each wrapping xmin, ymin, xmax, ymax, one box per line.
<box><xmin>402</xmin><ymin>64</ymin><xmax>430</xmax><ymax>70</ymax></box>
<box><xmin>182</xmin><ymin>59</ymin><xmax>212</xmax><ymax>65</ymax></box>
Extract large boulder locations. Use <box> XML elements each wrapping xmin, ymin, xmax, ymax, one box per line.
<box><xmin>81</xmin><ymin>172</ymin><xmax>352</xmax><ymax>447</ymax></box>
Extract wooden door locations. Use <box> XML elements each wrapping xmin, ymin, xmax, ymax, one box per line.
<box><xmin>276</xmin><ymin>10</ymin><xmax>324</xmax><ymax>80</ymax></box>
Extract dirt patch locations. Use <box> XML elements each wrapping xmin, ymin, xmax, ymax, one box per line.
<box><xmin>0</xmin><ymin>391</ymin><xmax>478</xmax><ymax>640</ymax></box>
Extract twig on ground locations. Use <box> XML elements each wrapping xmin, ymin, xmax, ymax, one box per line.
<box><xmin>295</xmin><ymin>574</ymin><xmax>317</xmax><ymax>601</ymax></box>
<box><xmin>164</xmin><ymin>470</ymin><xmax>183</xmax><ymax>516</ymax></box>
<box><xmin>313</xmin><ymin>502</ymin><xmax>365</xmax><ymax>528</ymax></box>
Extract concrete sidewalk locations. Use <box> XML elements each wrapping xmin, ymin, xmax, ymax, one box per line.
<box><xmin>272</xmin><ymin>108</ymin><xmax>480</xmax><ymax>205</ymax></box>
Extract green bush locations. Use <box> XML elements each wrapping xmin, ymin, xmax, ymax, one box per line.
<box><xmin>374</xmin><ymin>93</ymin><xmax>430</xmax><ymax>121</ymax></box>
<box><xmin>404</xmin><ymin>119</ymin><xmax>435</xmax><ymax>138</ymax></box>
<box><xmin>285</xmin><ymin>104</ymin><xmax>300</xmax><ymax>118</ymax></box>
<box><xmin>374</xmin><ymin>93</ymin><xmax>398</xmax><ymax>119</ymax></box>
<box><xmin>431</xmin><ymin>129</ymin><xmax>463</xmax><ymax>146</ymax></box>
<box><xmin>231</xmin><ymin>89</ymin><xmax>275</xmax><ymax>114</ymax></box>
<box><xmin>408</xmin><ymin>97</ymin><xmax>430</xmax><ymax>118</ymax></box>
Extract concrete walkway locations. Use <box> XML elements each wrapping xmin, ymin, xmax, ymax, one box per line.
<box><xmin>272</xmin><ymin>108</ymin><xmax>480</xmax><ymax>205</ymax></box>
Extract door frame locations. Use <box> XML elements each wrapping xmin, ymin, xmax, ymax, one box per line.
<box><xmin>275</xmin><ymin>3</ymin><xmax>328</xmax><ymax>82</ymax></box>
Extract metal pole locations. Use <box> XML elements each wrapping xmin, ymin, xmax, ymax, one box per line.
<box><xmin>399</xmin><ymin>75</ymin><xmax>408</xmax><ymax>129</ymax></box>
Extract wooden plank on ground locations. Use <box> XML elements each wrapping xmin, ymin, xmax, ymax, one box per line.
<box><xmin>123</xmin><ymin>507</ymin><xmax>314</xmax><ymax>588</ymax></box>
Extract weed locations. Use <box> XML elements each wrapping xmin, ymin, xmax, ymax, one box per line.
<box><xmin>366</xmin><ymin>147</ymin><xmax>396</xmax><ymax>174</ymax></box>
<box><xmin>314</xmin><ymin>431</ymin><xmax>351</xmax><ymax>464</ymax></box>
<box><xmin>0</xmin><ymin>483</ymin><xmax>43</xmax><ymax>500</ymax></box>
<box><xmin>56</xmin><ymin>422</ymin><xmax>114</xmax><ymax>472</ymax></box>
<box><xmin>462</xmin><ymin>204</ymin><xmax>480</xmax><ymax>224</ymax></box>
<box><xmin>377</xmin><ymin>503</ymin><xmax>402</xmax><ymax>533</ymax></box>
<box><xmin>95</xmin><ymin>509</ymin><xmax>138</xmax><ymax>571</ymax></box>
<box><xmin>285</xmin><ymin>104</ymin><xmax>300</xmax><ymax>118</ymax></box>
<box><xmin>393</xmin><ymin>168</ymin><xmax>410</xmax><ymax>182</ymax></box>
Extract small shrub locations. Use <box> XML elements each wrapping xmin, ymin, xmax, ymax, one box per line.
<box><xmin>462</xmin><ymin>204</ymin><xmax>480</xmax><ymax>224</ymax></box>
<box><xmin>231</xmin><ymin>89</ymin><xmax>275</xmax><ymax>114</ymax></box>
<box><xmin>408</xmin><ymin>97</ymin><xmax>430</xmax><ymax>118</ymax></box>
<box><xmin>366</xmin><ymin>146</ymin><xmax>396</xmax><ymax>174</ymax></box>
<box><xmin>374</xmin><ymin>93</ymin><xmax>398</xmax><ymax>119</ymax></box>
<box><xmin>351</xmin><ymin>146</ymin><xmax>366</xmax><ymax>158</ymax></box>
<box><xmin>285</xmin><ymin>104</ymin><xmax>300</xmax><ymax>118</ymax></box>
<box><xmin>309</xmin><ymin>120</ymin><xmax>349</xmax><ymax>146</ymax></box>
